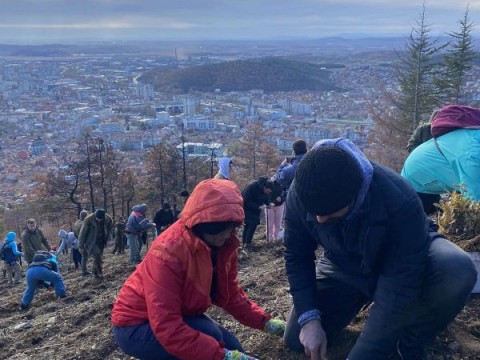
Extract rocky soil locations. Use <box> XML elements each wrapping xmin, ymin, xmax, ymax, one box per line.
<box><xmin>1</xmin><ymin>227</ymin><xmax>479</xmax><ymax>360</ymax></box>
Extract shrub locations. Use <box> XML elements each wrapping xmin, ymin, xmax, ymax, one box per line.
<box><xmin>437</xmin><ymin>190</ymin><xmax>480</xmax><ymax>251</ymax></box>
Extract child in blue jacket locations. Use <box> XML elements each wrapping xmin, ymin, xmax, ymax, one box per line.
<box><xmin>2</xmin><ymin>232</ymin><xmax>23</xmax><ymax>285</ymax></box>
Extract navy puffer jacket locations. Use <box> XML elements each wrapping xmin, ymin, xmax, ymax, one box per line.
<box><xmin>284</xmin><ymin>146</ymin><xmax>435</xmax><ymax>359</ymax></box>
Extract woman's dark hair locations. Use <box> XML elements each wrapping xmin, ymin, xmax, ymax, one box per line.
<box><xmin>192</xmin><ymin>221</ymin><xmax>240</xmax><ymax>237</ymax></box>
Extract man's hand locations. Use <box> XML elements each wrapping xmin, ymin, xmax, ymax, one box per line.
<box><xmin>299</xmin><ymin>319</ymin><xmax>328</xmax><ymax>360</ymax></box>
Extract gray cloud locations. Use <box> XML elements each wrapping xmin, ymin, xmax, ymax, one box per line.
<box><xmin>0</xmin><ymin>0</ymin><xmax>476</xmax><ymax>42</ymax></box>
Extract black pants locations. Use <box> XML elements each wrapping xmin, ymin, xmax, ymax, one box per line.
<box><xmin>284</xmin><ymin>238</ymin><xmax>476</xmax><ymax>358</ymax></box>
<box><xmin>242</xmin><ymin>222</ymin><xmax>258</xmax><ymax>246</ymax></box>
<box><xmin>72</xmin><ymin>248</ymin><xmax>82</xmax><ymax>269</ymax></box>
<box><xmin>417</xmin><ymin>192</ymin><xmax>441</xmax><ymax>215</ymax></box>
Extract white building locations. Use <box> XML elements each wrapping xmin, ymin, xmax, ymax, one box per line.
<box><xmin>183</xmin><ymin>116</ymin><xmax>217</xmax><ymax>131</ymax></box>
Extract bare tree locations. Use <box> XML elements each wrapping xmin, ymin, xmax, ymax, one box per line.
<box><xmin>116</xmin><ymin>168</ymin><xmax>136</xmax><ymax>217</ymax></box>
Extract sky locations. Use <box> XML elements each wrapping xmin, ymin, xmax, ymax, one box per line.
<box><xmin>0</xmin><ymin>0</ymin><xmax>479</xmax><ymax>43</ymax></box>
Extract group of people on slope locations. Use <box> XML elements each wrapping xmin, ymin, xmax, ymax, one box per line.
<box><xmin>2</xmin><ymin>203</ymin><xmax>167</xmax><ymax>310</ymax></box>
<box><xmin>1</xmin><ymin>218</ymin><xmax>66</xmax><ymax>310</ymax></box>
<box><xmin>111</xmin><ymin>112</ymin><xmax>477</xmax><ymax>359</ymax></box>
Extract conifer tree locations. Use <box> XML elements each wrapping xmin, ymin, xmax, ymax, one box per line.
<box><xmin>394</xmin><ymin>3</ymin><xmax>442</xmax><ymax>132</ymax></box>
<box><xmin>368</xmin><ymin>3</ymin><xmax>443</xmax><ymax>170</ymax></box>
<box><xmin>438</xmin><ymin>6</ymin><xmax>476</xmax><ymax>104</ymax></box>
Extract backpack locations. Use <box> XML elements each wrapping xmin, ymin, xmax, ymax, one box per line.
<box><xmin>29</xmin><ymin>250</ymin><xmax>57</xmax><ymax>271</ymax></box>
<box><xmin>431</xmin><ymin>105</ymin><xmax>480</xmax><ymax>138</ymax></box>
<box><xmin>1</xmin><ymin>243</ymin><xmax>16</xmax><ymax>264</ymax></box>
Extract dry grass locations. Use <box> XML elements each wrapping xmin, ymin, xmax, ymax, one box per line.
<box><xmin>437</xmin><ymin>191</ymin><xmax>480</xmax><ymax>251</ymax></box>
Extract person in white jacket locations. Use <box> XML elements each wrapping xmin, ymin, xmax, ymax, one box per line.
<box><xmin>57</xmin><ymin>230</ymin><xmax>82</xmax><ymax>271</ymax></box>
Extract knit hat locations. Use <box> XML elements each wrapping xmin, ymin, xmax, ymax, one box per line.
<box><xmin>95</xmin><ymin>209</ymin><xmax>106</xmax><ymax>220</ymax></box>
<box><xmin>58</xmin><ymin>229</ymin><xmax>68</xmax><ymax>239</ymax></box>
<box><xmin>295</xmin><ymin>146</ymin><xmax>363</xmax><ymax>216</ymax></box>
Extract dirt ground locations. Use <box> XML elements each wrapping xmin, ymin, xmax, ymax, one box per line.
<box><xmin>1</xmin><ymin>227</ymin><xmax>479</xmax><ymax>360</ymax></box>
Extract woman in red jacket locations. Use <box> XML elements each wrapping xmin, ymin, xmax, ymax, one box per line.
<box><xmin>111</xmin><ymin>179</ymin><xmax>285</xmax><ymax>360</ymax></box>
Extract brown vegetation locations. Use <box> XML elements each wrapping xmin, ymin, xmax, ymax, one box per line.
<box><xmin>1</xmin><ymin>226</ymin><xmax>479</xmax><ymax>360</ymax></box>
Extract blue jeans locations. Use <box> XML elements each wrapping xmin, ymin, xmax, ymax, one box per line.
<box><xmin>21</xmin><ymin>266</ymin><xmax>66</xmax><ymax>307</ymax></box>
<box><xmin>126</xmin><ymin>233</ymin><xmax>141</xmax><ymax>265</ymax></box>
<box><xmin>113</xmin><ymin>314</ymin><xmax>243</xmax><ymax>360</ymax></box>
<box><xmin>284</xmin><ymin>237</ymin><xmax>477</xmax><ymax>356</ymax></box>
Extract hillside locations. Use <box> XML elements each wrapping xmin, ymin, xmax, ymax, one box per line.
<box><xmin>1</xmin><ymin>228</ymin><xmax>479</xmax><ymax>360</ymax></box>
<box><xmin>139</xmin><ymin>57</ymin><xmax>338</xmax><ymax>93</ymax></box>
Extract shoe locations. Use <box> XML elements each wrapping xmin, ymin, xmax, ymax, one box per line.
<box><xmin>397</xmin><ymin>341</ymin><xmax>426</xmax><ymax>360</ymax></box>
<box><xmin>94</xmin><ymin>274</ymin><xmax>104</xmax><ymax>280</ymax></box>
<box><xmin>19</xmin><ymin>303</ymin><xmax>29</xmax><ymax>311</ymax></box>
<box><xmin>82</xmin><ymin>271</ymin><xmax>91</xmax><ymax>276</ymax></box>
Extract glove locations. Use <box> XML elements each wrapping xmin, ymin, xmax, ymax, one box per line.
<box><xmin>223</xmin><ymin>349</ymin><xmax>259</xmax><ymax>360</ymax></box>
<box><xmin>263</xmin><ymin>318</ymin><xmax>286</xmax><ymax>337</ymax></box>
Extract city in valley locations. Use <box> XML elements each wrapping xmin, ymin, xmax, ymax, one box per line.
<box><xmin>1</xmin><ymin>38</ymin><xmax>480</xmax><ymax>219</ymax></box>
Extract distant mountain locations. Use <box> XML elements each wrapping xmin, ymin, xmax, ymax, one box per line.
<box><xmin>139</xmin><ymin>57</ymin><xmax>338</xmax><ymax>93</ymax></box>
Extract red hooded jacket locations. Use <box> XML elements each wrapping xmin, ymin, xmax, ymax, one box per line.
<box><xmin>111</xmin><ymin>179</ymin><xmax>271</xmax><ymax>360</ymax></box>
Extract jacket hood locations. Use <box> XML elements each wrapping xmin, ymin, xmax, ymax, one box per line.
<box><xmin>312</xmin><ymin>138</ymin><xmax>373</xmax><ymax>218</ymax></box>
<box><xmin>58</xmin><ymin>229</ymin><xmax>68</xmax><ymax>239</ymax></box>
<box><xmin>217</xmin><ymin>157</ymin><xmax>232</xmax><ymax>179</ymax></box>
<box><xmin>4</xmin><ymin>231</ymin><xmax>16</xmax><ymax>243</ymax></box>
<box><xmin>181</xmin><ymin>179</ymin><xmax>244</xmax><ymax>229</ymax></box>
<box><xmin>132</xmin><ymin>204</ymin><xmax>148</xmax><ymax>215</ymax></box>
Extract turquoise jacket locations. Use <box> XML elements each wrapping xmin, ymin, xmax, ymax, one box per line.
<box><xmin>401</xmin><ymin>129</ymin><xmax>480</xmax><ymax>200</ymax></box>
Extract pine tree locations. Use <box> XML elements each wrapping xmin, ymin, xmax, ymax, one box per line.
<box><xmin>394</xmin><ymin>3</ymin><xmax>443</xmax><ymax>132</ymax></box>
<box><xmin>438</xmin><ymin>6</ymin><xmax>476</xmax><ymax>104</ymax></box>
<box><xmin>368</xmin><ymin>3</ymin><xmax>443</xmax><ymax>170</ymax></box>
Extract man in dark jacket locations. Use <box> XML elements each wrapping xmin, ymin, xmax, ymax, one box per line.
<box><xmin>283</xmin><ymin>138</ymin><xmax>476</xmax><ymax>360</ymax></box>
<box><xmin>21</xmin><ymin>218</ymin><xmax>51</xmax><ymax>264</ymax></box>
<box><xmin>241</xmin><ymin>177</ymin><xmax>274</xmax><ymax>250</ymax></box>
<box><xmin>274</xmin><ymin>139</ymin><xmax>307</xmax><ymax>190</ymax></box>
<box><xmin>153</xmin><ymin>203</ymin><xmax>174</xmax><ymax>234</ymax></box>
<box><xmin>78</xmin><ymin>209</ymin><xmax>113</xmax><ymax>279</ymax></box>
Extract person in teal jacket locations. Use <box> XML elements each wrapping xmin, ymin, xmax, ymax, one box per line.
<box><xmin>401</xmin><ymin>128</ymin><xmax>480</xmax><ymax>213</ymax></box>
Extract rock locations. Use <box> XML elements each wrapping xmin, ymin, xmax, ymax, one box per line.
<box><xmin>448</xmin><ymin>341</ymin><xmax>460</xmax><ymax>351</ymax></box>
<box><xmin>47</xmin><ymin>316</ymin><xmax>56</xmax><ymax>323</ymax></box>
<box><xmin>13</xmin><ymin>321</ymin><xmax>33</xmax><ymax>331</ymax></box>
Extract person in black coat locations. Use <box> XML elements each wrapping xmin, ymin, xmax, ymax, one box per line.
<box><xmin>283</xmin><ymin>138</ymin><xmax>476</xmax><ymax>360</ymax></box>
<box><xmin>153</xmin><ymin>203</ymin><xmax>175</xmax><ymax>234</ymax></box>
<box><xmin>241</xmin><ymin>176</ymin><xmax>274</xmax><ymax>250</ymax></box>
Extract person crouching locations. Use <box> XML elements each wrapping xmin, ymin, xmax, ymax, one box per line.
<box><xmin>19</xmin><ymin>250</ymin><xmax>66</xmax><ymax>310</ymax></box>
<box><xmin>111</xmin><ymin>179</ymin><xmax>285</xmax><ymax>360</ymax></box>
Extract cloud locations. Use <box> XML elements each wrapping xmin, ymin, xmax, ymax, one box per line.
<box><xmin>0</xmin><ymin>0</ymin><xmax>476</xmax><ymax>41</ymax></box>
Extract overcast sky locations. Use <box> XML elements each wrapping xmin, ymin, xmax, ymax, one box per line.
<box><xmin>0</xmin><ymin>0</ymin><xmax>478</xmax><ymax>43</ymax></box>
